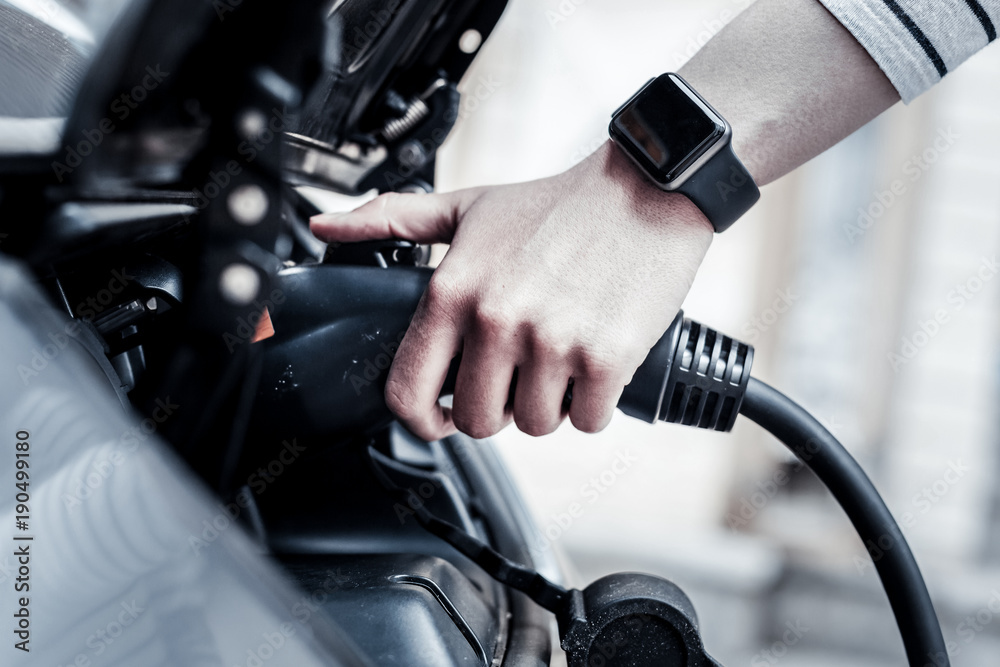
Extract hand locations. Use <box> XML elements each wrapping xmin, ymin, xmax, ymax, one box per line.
<box><xmin>310</xmin><ymin>141</ymin><xmax>713</xmax><ymax>441</ymax></box>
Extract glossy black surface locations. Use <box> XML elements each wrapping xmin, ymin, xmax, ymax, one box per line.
<box><xmin>610</xmin><ymin>74</ymin><xmax>724</xmax><ymax>184</ymax></box>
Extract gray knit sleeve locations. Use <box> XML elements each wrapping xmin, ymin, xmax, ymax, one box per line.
<box><xmin>817</xmin><ymin>0</ymin><xmax>999</xmax><ymax>102</ymax></box>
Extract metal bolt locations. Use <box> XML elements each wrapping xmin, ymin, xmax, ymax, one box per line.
<box><xmin>228</xmin><ymin>184</ymin><xmax>269</xmax><ymax>226</ymax></box>
<box><xmin>219</xmin><ymin>264</ymin><xmax>260</xmax><ymax>305</ymax></box>
<box><xmin>398</xmin><ymin>140</ymin><xmax>428</xmax><ymax>171</ymax></box>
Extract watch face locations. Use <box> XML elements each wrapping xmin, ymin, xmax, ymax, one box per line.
<box><xmin>611</xmin><ymin>74</ymin><xmax>725</xmax><ymax>184</ymax></box>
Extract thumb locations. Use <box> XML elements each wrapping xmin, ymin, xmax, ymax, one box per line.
<box><xmin>310</xmin><ymin>191</ymin><xmax>467</xmax><ymax>244</ymax></box>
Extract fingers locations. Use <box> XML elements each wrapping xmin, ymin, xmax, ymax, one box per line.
<box><xmin>389</xmin><ymin>280</ymin><xmax>639</xmax><ymax>439</ymax></box>
<box><xmin>451</xmin><ymin>338</ymin><xmax>516</xmax><ymax>440</ymax></box>
<box><xmin>310</xmin><ymin>191</ymin><xmax>468</xmax><ymax>244</ymax></box>
<box><xmin>384</xmin><ymin>283</ymin><xmax>462</xmax><ymax>441</ymax></box>
<box><xmin>314</xmin><ymin>189</ymin><xmax>475</xmax><ymax>439</ymax></box>
<box><xmin>511</xmin><ymin>359</ymin><xmax>571</xmax><ymax>437</ymax></box>
<box><xmin>449</xmin><ymin>296</ymin><xmax>521</xmax><ymax>438</ymax></box>
<box><xmin>567</xmin><ymin>356</ymin><xmax>632</xmax><ymax>434</ymax></box>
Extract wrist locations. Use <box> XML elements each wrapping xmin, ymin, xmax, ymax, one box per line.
<box><xmin>675</xmin><ymin>68</ymin><xmax>767</xmax><ymax>186</ymax></box>
<box><xmin>591</xmin><ymin>140</ymin><xmax>715</xmax><ymax>237</ymax></box>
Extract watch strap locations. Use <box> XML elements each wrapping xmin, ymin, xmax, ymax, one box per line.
<box><xmin>676</xmin><ymin>142</ymin><xmax>759</xmax><ymax>233</ymax></box>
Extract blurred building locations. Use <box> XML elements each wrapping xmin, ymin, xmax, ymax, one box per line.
<box><xmin>437</xmin><ymin>1</ymin><xmax>1000</xmax><ymax>664</ymax></box>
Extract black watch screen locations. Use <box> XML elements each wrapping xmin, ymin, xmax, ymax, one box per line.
<box><xmin>610</xmin><ymin>74</ymin><xmax>725</xmax><ymax>185</ymax></box>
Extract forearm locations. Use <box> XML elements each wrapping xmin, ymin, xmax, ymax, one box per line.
<box><xmin>679</xmin><ymin>0</ymin><xmax>900</xmax><ymax>187</ymax></box>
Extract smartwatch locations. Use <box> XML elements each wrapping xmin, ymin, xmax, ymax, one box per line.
<box><xmin>609</xmin><ymin>73</ymin><xmax>759</xmax><ymax>233</ymax></box>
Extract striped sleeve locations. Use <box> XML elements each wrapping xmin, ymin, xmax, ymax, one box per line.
<box><xmin>817</xmin><ymin>0</ymin><xmax>1000</xmax><ymax>102</ymax></box>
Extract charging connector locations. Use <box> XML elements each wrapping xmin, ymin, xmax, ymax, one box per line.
<box><xmin>257</xmin><ymin>265</ymin><xmax>946</xmax><ymax>666</ymax></box>
<box><xmin>618</xmin><ymin>311</ymin><xmax>752</xmax><ymax>431</ymax></box>
<box><xmin>374</xmin><ymin>310</ymin><xmax>948</xmax><ymax>667</ymax></box>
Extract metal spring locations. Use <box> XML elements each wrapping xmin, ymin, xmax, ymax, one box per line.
<box><xmin>380</xmin><ymin>98</ymin><xmax>429</xmax><ymax>143</ymax></box>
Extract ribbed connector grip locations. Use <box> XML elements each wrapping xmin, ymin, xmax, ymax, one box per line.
<box><xmin>661</xmin><ymin>318</ymin><xmax>753</xmax><ymax>431</ymax></box>
<box><xmin>619</xmin><ymin>311</ymin><xmax>754</xmax><ymax>432</ymax></box>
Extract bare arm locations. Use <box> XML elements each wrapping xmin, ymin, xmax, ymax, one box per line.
<box><xmin>311</xmin><ymin>0</ymin><xmax>899</xmax><ymax>441</ymax></box>
<box><xmin>683</xmin><ymin>0</ymin><xmax>899</xmax><ymax>186</ymax></box>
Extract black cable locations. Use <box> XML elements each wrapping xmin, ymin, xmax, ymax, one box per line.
<box><xmin>364</xmin><ymin>312</ymin><xmax>948</xmax><ymax>664</ymax></box>
<box><xmin>739</xmin><ymin>377</ymin><xmax>947</xmax><ymax>667</ymax></box>
<box><xmin>366</xmin><ymin>446</ymin><xmax>573</xmax><ymax>617</ymax></box>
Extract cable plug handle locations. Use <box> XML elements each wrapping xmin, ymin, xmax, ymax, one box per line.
<box><xmin>433</xmin><ymin>310</ymin><xmax>946</xmax><ymax>665</ymax></box>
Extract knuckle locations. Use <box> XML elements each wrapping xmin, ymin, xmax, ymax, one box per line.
<box><xmin>384</xmin><ymin>379</ymin><xmax>416</xmax><ymax>419</ymax></box>
<box><xmin>453</xmin><ymin>415</ymin><xmax>496</xmax><ymax>440</ymax></box>
<box><xmin>376</xmin><ymin>191</ymin><xmax>404</xmax><ymax>213</ymax></box>
<box><xmin>424</xmin><ymin>273</ymin><xmax>462</xmax><ymax>311</ymax></box>
<box><xmin>528</xmin><ymin>322</ymin><xmax>571</xmax><ymax>361</ymax></box>
<box><xmin>515</xmin><ymin>414</ymin><xmax>558</xmax><ymax>438</ymax></box>
<box><xmin>472</xmin><ymin>301</ymin><xmax>515</xmax><ymax>339</ymax></box>
<box><xmin>372</xmin><ymin>192</ymin><xmax>404</xmax><ymax>230</ymax></box>
<box><xmin>578</xmin><ymin>346</ymin><xmax>620</xmax><ymax>381</ymax></box>
<box><xmin>571</xmin><ymin>410</ymin><xmax>612</xmax><ymax>435</ymax></box>
<box><xmin>621</xmin><ymin>337</ymin><xmax>653</xmax><ymax>368</ymax></box>
<box><xmin>578</xmin><ymin>337</ymin><xmax>644</xmax><ymax>385</ymax></box>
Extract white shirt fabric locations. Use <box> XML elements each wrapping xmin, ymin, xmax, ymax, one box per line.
<box><xmin>818</xmin><ymin>0</ymin><xmax>1000</xmax><ymax>102</ymax></box>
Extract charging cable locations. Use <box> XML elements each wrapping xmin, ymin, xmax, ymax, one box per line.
<box><xmin>368</xmin><ymin>310</ymin><xmax>948</xmax><ymax>667</ymax></box>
